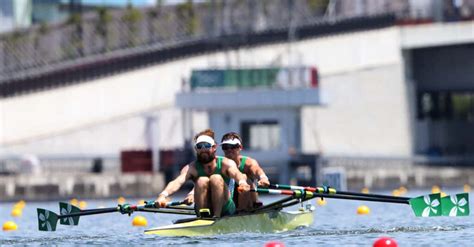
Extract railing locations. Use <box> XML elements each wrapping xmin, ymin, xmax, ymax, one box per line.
<box><xmin>320</xmin><ymin>155</ymin><xmax>474</xmax><ymax>189</ymax></box>
<box><xmin>2</xmin><ymin>0</ymin><xmax>473</xmax><ymax>84</ymax></box>
<box><xmin>0</xmin><ymin>1</ymin><xmax>329</xmax><ymax>83</ymax></box>
<box><xmin>0</xmin><ymin>155</ymin><xmax>120</xmax><ymax>175</ymax></box>
<box><xmin>322</xmin><ymin>155</ymin><xmax>474</xmax><ymax>168</ymax></box>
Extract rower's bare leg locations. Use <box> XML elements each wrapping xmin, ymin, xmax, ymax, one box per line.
<box><xmin>237</xmin><ymin>176</ymin><xmax>254</xmax><ymax>211</ymax></box>
<box><xmin>194</xmin><ymin>177</ymin><xmax>210</xmax><ymax>215</ymax></box>
<box><xmin>209</xmin><ymin>174</ymin><xmax>229</xmax><ymax>217</ymax></box>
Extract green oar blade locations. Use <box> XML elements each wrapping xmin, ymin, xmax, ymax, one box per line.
<box><xmin>441</xmin><ymin>193</ymin><xmax>470</xmax><ymax>216</ymax></box>
<box><xmin>37</xmin><ymin>209</ymin><xmax>59</xmax><ymax>231</ymax></box>
<box><xmin>409</xmin><ymin>193</ymin><xmax>442</xmax><ymax>217</ymax></box>
<box><xmin>59</xmin><ymin>202</ymin><xmax>81</xmax><ymax>225</ymax></box>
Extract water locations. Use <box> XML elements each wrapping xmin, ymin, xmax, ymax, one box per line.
<box><xmin>1</xmin><ymin>189</ymin><xmax>473</xmax><ymax>246</ymax></box>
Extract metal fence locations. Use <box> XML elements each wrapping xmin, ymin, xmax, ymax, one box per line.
<box><xmin>1</xmin><ymin>0</ymin><xmax>473</xmax><ymax>83</ymax></box>
<box><xmin>0</xmin><ymin>155</ymin><xmax>120</xmax><ymax>175</ymax></box>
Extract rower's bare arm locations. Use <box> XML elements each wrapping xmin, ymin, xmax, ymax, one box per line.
<box><xmin>224</xmin><ymin>159</ymin><xmax>250</xmax><ymax>191</ymax></box>
<box><xmin>248</xmin><ymin>159</ymin><xmax>270</xmax><ymax>187</ymax></box>
<box><xmin>155</xmin><ymin>164</ymin><xmax>193</xmax><ymax>207</ymax></box>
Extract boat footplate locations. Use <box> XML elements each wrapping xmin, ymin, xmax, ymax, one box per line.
<box><xmin>199</xmin><ymin>208</ymin><xmax>211</xmax><ymax>218</ymax></box>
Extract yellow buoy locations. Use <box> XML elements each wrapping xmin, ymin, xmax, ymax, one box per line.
<box><xmin>361</xmin><ymin>187</ymin><xmax>370</xmax><ymax>194</ymax></box>
<box><xmin>392</xmin><ymin>189</ymin><xmax>401</xmax><ymax>197</ymax></box>
<box><xmin>11</xmin><ymin>208</ymin><xmax>22</xmax><ymax>217</ymax></box>
<box><xmin>79</xmin><ymin>201</ymin><xmax>87</xmax><ymax>210</ymax></box>
<box><xmin>137</xmin><ymin>200</ymin><xmax>146</xmax><ymax>206</ymax></box>
<box><xmin>464</xmin><ymin>184</ymin><xmax>471</xmax><ymax>193</ymax></box>
<box><xmin>14</xmin><ymin>200</ymin><xmax>26</xmax><ymax>209</ymax></box>
<box><xmin>440</xmin><ymin>192</ymin><xmax>447</xmax><ymax>198</ymax></box>
<box><xmin>432</xmin><ymin>185</ymin><xmax>441</xmax><ymax>194</ymax></box>
<box><xmin>316</xmin><ymin>197</ymin><xmax>327</xmax><ymax>206</ymax></box>
<box><xmin>357</xmin><ymin>205</ymin><xmax>370</xmax><ymax>215</ymax></box>
<box><xmin>132</xmin><ymin>216</ymin><xmax>148</xmax><ymax>227</ymax></box>
<box><xmin>399</xmin><ymin>186</ymin><xmax>407</xmax><ymax>195</ymax></box>
<box><xmin>70</xmin><ymin>198</ymin><xmax>79</xmax><ymax>206</ymax></box>
<box><xmin>2</xmin><ymin>221</ymin><xmax>18</xmax><ymax>231</ymax></box>
<box><xmin>117</xmin><ymin>196</ymin><xmax>126</xmax><ymax>205</ymax></box>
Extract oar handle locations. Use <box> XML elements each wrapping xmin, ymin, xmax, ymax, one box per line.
<box><xmin>166</xmin><ymin>200</ymin><xmax>187</xmax><ymax>207</ymax></box>
<box><xmin>136</xmin><ymin>200</ymin><xmax>188</xmax><ymax>211</ymax></box>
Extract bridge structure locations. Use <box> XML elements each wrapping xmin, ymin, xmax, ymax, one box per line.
<box><xmin>0</xmin><ymin>2</ymin><xmax>473</xmax><ymax>200</ymax></box>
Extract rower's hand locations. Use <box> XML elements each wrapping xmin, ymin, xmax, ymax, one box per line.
<box><xmin>257</xmin><ymin>177</ymin><xmax>270</xmax><ymax>187</ymax></box>
<box><xmin>183</xmin><ymin>193</ymin><xmax>194</xmax><ymax>205</ymax></box>
<box><xmin>237</xmin><ymin>182</ymin><xmax>251</xmax><ymax>192</ymax></box>
<box><xmin>118</xmin><ymin>203</ymin><xmax>133</xmax><ymax>216</ymax></box>
<box><xmin>154</xmin><ymin>195</ymin><xmax>169</xmax><ymax>208</ymax></box>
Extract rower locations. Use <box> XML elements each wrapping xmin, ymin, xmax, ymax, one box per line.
<box><xmin>220</xmin><ymin>132</ymin><xmax>270</xmax><ymax>212</ymax></box>
<box><xmin>154</xmin><ymin>129</ymin><xmax>250</xmax><ymax>217</ymax></box>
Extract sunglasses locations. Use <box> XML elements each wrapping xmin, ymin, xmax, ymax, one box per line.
<box><xmin>195</xmin><ymin>142</ymin><xmax>212</xmax><ymax>150</ymax></box>
<box><xmin>222</xmin><ymin>144</ymin><xmax>240</xmax><ymax>151</ymax></box>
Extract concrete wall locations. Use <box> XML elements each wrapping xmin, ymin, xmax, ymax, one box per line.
<box><xmin>302</xmin><ymin>64</ymin><xmax>412</xmax><ymax>156</ymax></box>
<box><xmin>0</xmin><ymin>25</ymin><xmax>414</xmax><ymax>158</ymax></box>
<box><xmin>4</xmin><ymin>20</ymin><xmax>472</xmax><ymax>158</ymax></box>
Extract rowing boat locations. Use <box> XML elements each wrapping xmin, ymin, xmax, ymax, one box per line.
<box><xmin>36</xmin><ymin>183</ymin><xmax>469</xmax><ymax>236</ymax></box>
<box><xmin>144</xmin><ymin>208</ymin><xmax>314</xmax><ymax>237</ymax></box>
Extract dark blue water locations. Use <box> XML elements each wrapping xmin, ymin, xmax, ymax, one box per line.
<box><xmin>1</xmin><ymin>189</ymin><xmax>473</xmax><ymax>246</ymax></box>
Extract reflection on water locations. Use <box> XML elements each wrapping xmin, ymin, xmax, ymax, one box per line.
<box><xmin>1</xmin><ymin>190</ymin><xmax>473</xmax><ymax>246</ymax></box>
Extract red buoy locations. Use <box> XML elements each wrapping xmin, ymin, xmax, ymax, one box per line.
<box><xmin>264</xmin><ymin>241</ymin><xmax>285</xmax><ymax>247</ymax></box>
<box><xmin>373</xmin><ymin>237</ymin><xmax>398</xmax><ymax>247</ymax></box>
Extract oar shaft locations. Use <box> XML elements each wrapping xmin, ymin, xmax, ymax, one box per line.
<box><xmin>336</xmin><ymin>191</ymin><xmax>410</xmax><ymax>201</ymax></box>
<box><xmin>58</xmin><ymin>207</ymin><xmax>118</xmax><ymax>219</ymax></box>
<box><xmin>253</xmin><ymin>188</ymin><xmax>408</xmax><ymax>204</ymax></box>
<box><xmin>166</xmin><ymin>201</ymin><xmax>187</xmax><ymax>207</ymax></box>
<box><xmin>59</xmin><ymin>200</ymin><xmax>188</xmax><ymax>218</ymax></box>
<box><xmin>269</xmin><ymin>184</ymin><xmax>411</xmax><ymax>201</ymax></box>
<box><xmin>252</xmin><ymin>195</ymin><xmax>297</xmax><ymax>213</ymax></box>
<box><xmin>310</xmin><ymin>193</ymin><xmax>409</xmax><ymax>204</ymax></box>
<box><xmin>138</xmin><ymin>208</ymin><xmax>196</xmax><ymax>215</ymax></box>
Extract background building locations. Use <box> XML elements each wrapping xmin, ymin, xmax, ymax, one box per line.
<box><xmin>1</xmin><ymin>0</ymin><xmax>474</xmax><ymax>200</ymax></box>
<box><xmin>0</xmin><ymin>0</ymin><xmax>32</xmax><ymax>33</ymax></box>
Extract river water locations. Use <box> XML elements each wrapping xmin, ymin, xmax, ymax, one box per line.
<box><xmin>1</xmin><ymin>189</ymin><xmax>473</xmax><ymax>246</ymax></box>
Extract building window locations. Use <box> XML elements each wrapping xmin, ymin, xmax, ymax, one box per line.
<box><xmin>452</xmin><ymin>93</ymin><xmax>474</xmax><ymax>121</ymax></box>
<box><xmin>241</xmin><ymin>121</ymin><xmax>280</xmax><ymax>151</ymax></box>
<box><xmin>417</xmin><ymin>91</ymin><xmax>474</xmax><ymax>122</ymax></box>
<box><xmin>419</xmin><ymin>92</ymin><xmax>434</xmax><ymax>119</ymax></box>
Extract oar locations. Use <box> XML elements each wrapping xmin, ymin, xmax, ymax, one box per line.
<box><xmin>269</xmin><ymin>183</ymin><xmax>470</xmax><ymax>217</ymax></box>
<box><xmin>269</xmin><ymin>184</ymin><xmax>411</xmax><ymax>201</ymax></box>
<box><xmin>254</xmin><ymin>188</ymin><xmax>409</xmax><ymax>204</ymax></box>
<box><xmin>37</xmin><ymin>200</ymin><xmax>187</xmax><ymax>231</ymax></box>
<box><xmin>253</xmin><ymin>188</ymin><xmax>470</xmax><ymax>217</ymax></box>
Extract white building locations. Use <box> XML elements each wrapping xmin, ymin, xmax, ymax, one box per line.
<box><xmin>0</xmin><ymin>0</ymin><xmax>32</xmax><ymax>33</ymax></box>
<box><xmin>1</xmin><ymin>20</ymin><xmax>473</xmax><ymax>185</ymax></box>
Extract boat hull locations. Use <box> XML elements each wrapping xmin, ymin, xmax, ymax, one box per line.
<box><xmin>144</xmin><ymin>210</ymin><xmax>313</xmax><ymax>237</ymax></box>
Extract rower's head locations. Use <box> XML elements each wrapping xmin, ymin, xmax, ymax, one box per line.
<box><xmin>194</xmin><ymin>129</ymin><xmax>217</xmax><ymax>164</ymax></box>
<box><xmin>221</xmin><ymin>132</ymin><xmax>242</xmax><ymax>158</ymax></box>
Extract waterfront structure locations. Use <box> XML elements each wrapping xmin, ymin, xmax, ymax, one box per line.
<box><xmin>1</xmin><ymin>2</ymin><xmax>474</xmax><ymax>193</ymax></box>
